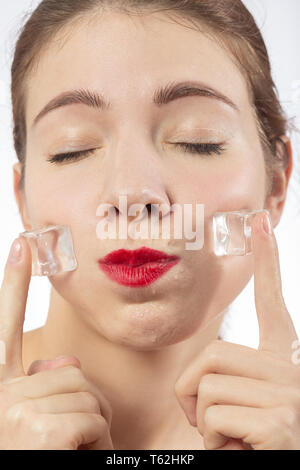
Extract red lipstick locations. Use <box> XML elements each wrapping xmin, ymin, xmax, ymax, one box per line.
<box><xmin>97</xmin><ymin>246</ymin><xmax>180</xmax><ymax>287</ymax></box>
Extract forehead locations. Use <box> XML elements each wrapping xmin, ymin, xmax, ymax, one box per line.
<box><xmin>26</xmin><ymin>11</ymin><xmax>250</xmax><ymax>127</ymax></box>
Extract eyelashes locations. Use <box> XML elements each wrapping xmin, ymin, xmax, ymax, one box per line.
<box><xmin>47</xmin><ymin>142</ymin><xmax>226</xmax><ymax>164</ymax></box>
<box><xmin>173</xmin><ymin>142</ymin><xmax>225</xmax><ymax>156</ymax></box>
<box><xmin>47</xmin><ymin>148</ymin><xmax>96</xmax><ymax>164</ymax></box>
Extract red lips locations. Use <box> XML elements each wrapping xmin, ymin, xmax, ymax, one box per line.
<box><xmin>97</xmin><ymin>246</ymin><xmax>180</xmax><ymax>287</ymax></box>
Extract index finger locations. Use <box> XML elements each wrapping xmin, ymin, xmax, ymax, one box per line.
<box><xmin>251</xmin><ymin>210</ymin><xmax>298</xmax><ymax>358</ymax></box>
<box><xmin>0</xmin><ymin>237</ymin><xmax>32</xmax><ymax>380</ymax></box>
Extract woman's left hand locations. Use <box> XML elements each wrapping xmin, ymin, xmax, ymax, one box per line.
<box><xmin>174</xmin><ymin>211</ymin><xmax>300</xmax><ymax>450</ymax></box>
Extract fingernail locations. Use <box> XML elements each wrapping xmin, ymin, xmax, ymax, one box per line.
<box><xmin>262</xmin><ymin>212</ymin><xmax>273</xmax><ymax>235</ymax></box>
<box><xmin>7</xmin><ymin>238</ymin><xmax>22</xmax><ymax>264</ymax></box>
<box><xmin>55</xmin><ymin>355</ymin><xmax>67</xmax><ymax>360</ymax></box>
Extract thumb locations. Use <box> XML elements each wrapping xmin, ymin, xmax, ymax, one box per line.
<box><xmin>26</xmin><ymin>355</ymin><xmax>81</xmax><ymax>375</ymax></box>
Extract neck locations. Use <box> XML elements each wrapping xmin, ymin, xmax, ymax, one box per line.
<box><xmin>38</xmin><ymin>287</ymin><xmax>227</xmax><ymax>449</ymax></box>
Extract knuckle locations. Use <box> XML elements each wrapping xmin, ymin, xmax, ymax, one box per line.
<box><xmin>65</xmin><ymin>365</ymin><xmax>87</xmax><ymax>390</ymax></box>
<box><xmin>4</xmin><ymin>401</ymin><xmax>84</xmax><ymax>449</ymax></box>
<box><xmin>174</xmin><ymin>378</ymin><xmax>189</xmax><ymax>401</ymax></box>
<box><xmin>277</xmin><ymin>406</ymin><xmax>297</xmax><ymax>430</ymax></box>
<box><xmin>65</xmin><ymin>414</ymin><xmax>106</xmax><ymax>449</ymax></box>
<box><xmin>198</xmin><ymin>374</ymin><xmax>215</xmax><ymax>397</ymax></box>
<box><xmin>30</xmin><ymin>415</ymin><xmax>56</xmax><ymax>448</ymax></box>
<box><xmin>174</xmin><ymin>379</ymin><xmax>183</xmax><ymax>398</ymax></box>
<box><xmin>4</xmin><ymin>402</ymin><xmax>53</xmax><ymax>448</ymax></box>
<box><xmin>93</xmin><ymin>413</ymin><xmax>107</xmax><ymax>432</ymax></box>
<box><xmin>261</xmin><ymin>407</ymin><xmax>297</xmax><ymax>447</ymax></box>
<box><xmin>65</xmin><ymin>364</ymin><xmax>82</xmax><ymax>376</ymax></box>
<box><xmin>203</xmin><ymin>340</ymin><xmax>222</xmax><ymax>369</ymax></box>
<box><xmin>80</xmin><ymin>392</ymin><xmax>100</xmax><ymax>413</ymax></box>
<box><xmin>98</xmin><ymin>394</ymin><xmax>113</xmax><ymax>427</ymax></box>
<box><xmin>5</xmin><ymin>402</ymin><xmax>32</xmax><ymax>426</ymax></box>
<box><xmin>64</xmin><ymin>423</ymin><xmax>82</xmax><ymax>449</ymax></box>
<box><xmin>271</xmin><ymin>407</ymin><xmax>296</xmax><ymax>448</ymax></box>
<box><xmin>65</xmin><ymin>432</ymin><xmax>81</xmax><ymax>450</ymax></box>
<box><xmin>203</xmin><ymin>405</ymin><xmax>217</xmax><ymax>431</ymax></box>
<box><xmin>35</xmin><ymin>415</ymin><xmax>78</xmax><ymax>450</ymax></box>
<box><xmin>104</xmin><ymin>399</ymin><xmax>113</xmax><ymax>424</ymax></box>
<box><xmin>174</xmin><ymin>341</ymin><xmax>222</xmax><ymax>400</ymax></box>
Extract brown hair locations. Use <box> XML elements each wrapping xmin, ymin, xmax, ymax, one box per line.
<box><xmin>11</xmin><ymin>0</ymin><xmax>294</xmax><ymax>195</ymax></box>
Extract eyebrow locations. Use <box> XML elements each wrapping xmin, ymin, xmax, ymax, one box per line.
<box><xmin>32</xmin><ymin>80</ymin><xmax>239</xmax><ymax>128</ymax></box>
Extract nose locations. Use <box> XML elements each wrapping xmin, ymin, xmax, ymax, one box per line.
<box><xmin>103</xmin><ymin>187</ymin><xmax>171</xmax><ymax>220</ymax></box>
<box><xmin>100</xmin><ymin>137</ymin><xmax>172</xmax><ymax>221</ymax></box>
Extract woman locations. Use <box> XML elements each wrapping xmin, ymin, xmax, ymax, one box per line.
<box><xmin>0</xmin><ymin>0</ymin><xmax>299</xmax><ymax>450</ymax></box>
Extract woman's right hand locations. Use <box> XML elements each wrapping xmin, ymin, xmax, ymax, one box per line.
<box><xmin>0</xmin><ymin>237</ymin><xmax>114</xmax><ymax>450</ymax></box>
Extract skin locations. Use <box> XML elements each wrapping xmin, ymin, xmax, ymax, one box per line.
<box><xmin>1</xmin><ymin>10</ymin><xmax>297</xmax><ymax>449</ymax></box>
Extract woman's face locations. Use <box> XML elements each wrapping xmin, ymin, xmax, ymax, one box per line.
<box><xmin>18</xmin><ymin>12</ymin><xmax>269</xmax><ymax>349</ymax></box>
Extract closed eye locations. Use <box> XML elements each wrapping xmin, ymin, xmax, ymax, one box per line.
<box><xmin>47</xmin><ymin>148</ymin><xmax>97</xmax><ymax>164</ymax></box>
<box><xmin>172</xmin><ymin>142</ymin><xmax>226</xmax><ymax>155</ymax></box>
<box><xmin>47</xmin><ymin>142</ymin><xmax>226</xmax><ymax>164</ymax></box>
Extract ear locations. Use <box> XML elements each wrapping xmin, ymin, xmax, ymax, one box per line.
<box><xmin>13</xmin><ymin>162</ymin><xmax>32</xmax><ymax>231</ymax></box>
<box><xmin>264</xmin><ymin>135</ymin><xmax>293</xmax><ymax>229</ymax></box>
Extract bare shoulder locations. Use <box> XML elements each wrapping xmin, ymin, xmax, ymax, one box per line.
<box><xmin>22</xmin><ymin>327</ymin><xmax>44</xmax><ymax>374</ymax></box>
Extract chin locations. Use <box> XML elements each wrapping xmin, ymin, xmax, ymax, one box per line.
<box><xmin>96</xmin><ymin>303</ymin><xmax>201</xmax><ymax>351</ymax></box>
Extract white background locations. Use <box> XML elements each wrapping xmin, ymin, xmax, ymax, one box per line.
<box><xmin>0</xmin><ymin>1</ymin><xmax>299</xmax><ymax>347</ymax></box>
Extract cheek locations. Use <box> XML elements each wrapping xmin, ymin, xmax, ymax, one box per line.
<box><xmin>173</xmin><ymin>153</ymin><xmax>266</xmax><ymax>257</ymax></box>
<box><xmin>23</xmin><ymin>168</ymin><xmax>108</xmax><ymax>278</ymax></box>
<box><xmin>185</xmin><ymin>157</ymin><xmax>266</xmax><ymax>212</ymax></box>
<box><xmin>176</xmin><ymin>153</ymin><xmax>266</xmax><ymax>222</ymax></box>
<box><xmin>24</xmin><ymin>164</ymin><xmax>97</xmax><ymax>229</ymax></box>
